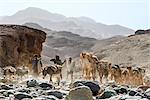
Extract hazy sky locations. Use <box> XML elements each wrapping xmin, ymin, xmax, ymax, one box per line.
<box><xmin>0</xmin><ymin>0</ymin><xmax>149</xmax><ymax>30</ymax></box>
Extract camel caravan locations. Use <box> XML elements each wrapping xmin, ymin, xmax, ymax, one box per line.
<box><xmin>80</xmin><ymin>52</ymin><xmax>147</xmax><ymax>86</ymax></box>
<box><xmin>1</xmin><ymin>52</ymin><xmax>148</xmax><ymax>87</ymax></box>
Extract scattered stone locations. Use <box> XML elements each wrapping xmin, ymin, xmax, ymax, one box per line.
<box><xmin>30</xmin><ymin>92</ymin><xmax>39</xmax><ymax>98</ymax></box>
<box><xmin>120</xmin><ymin>95</ymin><xmax>142</xmax><ymax>100</ymax></box>
<box><xmin>66</xmin><ymin>86</ymin><xmax>93</xmax><ymax>100</ymax></box>
<box><xmin>96</xmin><ymin>90</ymin><xmax>117</xmax><ymax>99</ymax></box>
<box><xmin>0</xmin><ymin>90</ymin><xmax>6</xmax><ymax>94</ymax></box>
<box><xmin>34</xmin><ymin>95</ymin><xmax>57</xmax><ymax>100</ymax></box>
<box><xmin>70</xmin><ymin>81</ymin><xmax>86</xmax><ymax>88</ymax></box>
<box><xmin>114</xmin><ymin>86</ymin><xmax>128</xmax><ymax>94</ymax></box>
<box><xmin>0</xmin><ymin>96</ymin><xmax>5</xmax><ymax>99</ymax></box>
<box><xmin>46</xmin><ymin>90</ymin><xmax>64</xmax><ymax>99</ymax></box>
<box><xmin>3</xmin><ymin>90</ymin><xmax>14</xmax><ymax>97</ymax></box>
<box><xmin>145</xmin><ymin>88</ymin><xmax>150</xmax><ymax>99</ymax></box>
<box><xmin>38</xmin><ymin>83</ymin><xmax>53</xmax><ymax>90</ymax></box>
<box><xmin>1</xmin><ymin>85</ymin><xmax>13</xmax><ymax>90</ymax></box>
<box><xmin>18</xmin><ymin>88</ymin><xmax>31</xmax><ymax>94</ymax></box>
<box><xmin>128</xmin><ymin>89</ymin><xmax>138</xmax><ymax>96</ymax></box>
<box><xmin>14</xmin><ymin>92</ymin><xmax>32</xmax><ymax>100</ymax></box>
<box><xmin>26</xmin><ymin>79</ymin><xmax>38</xmax><ymax>87</ymax></box>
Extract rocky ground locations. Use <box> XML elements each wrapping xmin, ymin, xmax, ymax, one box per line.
<box><xmin>92</xmin><ymin>31</ymin><xmax>150</xmax><ymax>74</ymax></box>
<box><xmin>0</xmin><ymin>75</ymin><xmax>149</xmax><ymax>100</ymax></box>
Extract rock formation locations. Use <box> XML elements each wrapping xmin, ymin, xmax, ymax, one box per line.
<box><xmin>0</xmin><ymin>25</ymin><xmax>46</xmax><ymax>67</ymax></box>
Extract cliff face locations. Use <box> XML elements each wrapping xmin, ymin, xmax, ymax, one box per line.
<box><xmin>0</xmin><ymin>25</ymin><xmax>46</xmax><ymax>67</ymax></box>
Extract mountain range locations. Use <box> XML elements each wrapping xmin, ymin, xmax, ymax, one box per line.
<box><xmin>0</xmin><ymin>7</ymin><xmax>134</xmax><ymax>39</ymax></box>
<box><xmin>23</xmin><ymin>22</ymin><xmax>96</xmax><ymax>64</ymax></box>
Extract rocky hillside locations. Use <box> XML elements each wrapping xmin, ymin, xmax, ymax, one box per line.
<box><xmin>24</xmin><ymin>23</ymin><xmax>96</xmax><ymax>63</ymax></box>
<box><xmin>0</xmin><ymin>7</ymin><xmax>134</xmax><ymax>38</ymax></box>
<box><xmin>92</xmin><ymin>29</ymin><xmax>150</xmax><ymax>73</ymax></box>
<box><xmin>0</xmin><ymin>25</ymin><xmax>46</xmax><ymax>67</ymax></box>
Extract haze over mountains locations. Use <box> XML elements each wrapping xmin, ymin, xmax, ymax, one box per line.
<box><xmin>0</xmin><ymin>7</ymin><xmax>134</xmax><ymax>39</ymax></box>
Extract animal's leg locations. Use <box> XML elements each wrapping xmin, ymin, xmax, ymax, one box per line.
<box><xmin>66</xmin><ymin>72</ymin><xmax>68</xmax><ymax>80</ymax></box>
<box><xmin>86</xmin><ymin>69</ymin><xmax>89</xmax><ymax>80</ymax></box>
<box><xmin>99</xmin><ymin>73</ymin><xmax>103</xmax><ymax>84</ymax></box>
<box><xmin>49</xmin><ymin>75</ymin><xmax>52</xmax><ymax>83</ymax></box>
<box><xmin>100</xmin><ymin>76</ymin><xmax>103</xmax><ymax>84</ymax></box>
<box><xmin>82</xmin><ymin>68</ymin><xmax>85</xmax><ymax>79</ymax></box>
<box><xmin>110</xmin><ymin>74</ymin><xmax>114</xmax><ymax>81</ymax></box>
<box><xmin>92</xmin><ymin>69</ymin><xmax>96</xmax><ymax>81</ymax></box>
<box><xmin>71</xmin><ymin>72</ymin><xmax>73</xmax><ymax>83</ymax></box>
<box><xmin>104</xmin><ymin>74</ymin><xmax>109</xmax><ymax>83</ymax></box>
<box><xmin>88</xmin><ymin>70</ymin><xmax>92</xmax><ymax>80</ymax></box>
<box><xmin>60</xmin><ymin>73</ymin><xmax>62</xmax><ymax>79</ymax></box>
<box><xmin>8</xmin><ymin>75</ymin><xmax>11</xmax><ymax>80</ymax></box>
<box><xmin>57</xmin><ymin>77</ymin><xmax>60</xmax><ymax>86</ymax></box>
<box><xmin>90</xmin><ymin>71</ymin><xmax>93</xmax><ymax>81</ymax></box>
<box><xmin>20</xmin><ymin>75</ymin><xmax>23</xmax><ymax>80</ymax></box>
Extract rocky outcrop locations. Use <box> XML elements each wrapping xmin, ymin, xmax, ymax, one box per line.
<box><xmin>0</xmin><ymin>25</ymin><xmax>46</xmax><ymax>67</ymax></box>
<box><xmin>135</xmin><ymin>29</ymin><xmax>150</xmax><ymax>35</ymax></box>
<box><xmin>128</xmin><ymin>29</ymin><xmax>150</xmax><ymax>37</ymax></box>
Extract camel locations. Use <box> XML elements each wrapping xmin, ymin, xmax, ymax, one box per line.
<box><xmin>115</xmin><ymin>65</ymin><xmax>146</xmax><ymax>86</ymax></box>
<box><xmin>110</xmin><ymin>64</ymin><xmax>122</xmax><ymax>84</ymax></box>
<box><xmin>131</xmin><ymin>67</ymin><xmax>145</xmax><ymax>86</ymax></box>
<box><xmin>80</xmin><ymin>52</ymin><xmax>98</xmax><ymax>81</ymax></box>
<box><xmin>63</xmin><ymin>57</ymin><xmax>75</xmax><ymax>82</ymax></box>
<box><xmin>120</xmin><ymin>68</ymin><xmax>130</xmax><ymax>85</ymax></box>
<box><xmin>96</xmin><ymin>60</ymin><xmax>111</xmax><ymax>83</ymax></box>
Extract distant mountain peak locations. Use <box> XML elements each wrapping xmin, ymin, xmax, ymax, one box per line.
<box><xmin>0</xmin><ymin>7</ymin><xmax>134</xmax><ymax>39</ymax></box>
<box><xmin>11</xmin><ymin>7</ymin><xmax>66</xmax><ymax>22</ymax></box>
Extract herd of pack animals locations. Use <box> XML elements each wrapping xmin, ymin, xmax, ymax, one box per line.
<box><xmin>1</xmin><ymin>52</ymin><xmax>146</xmax><ymax>86</ymax></box>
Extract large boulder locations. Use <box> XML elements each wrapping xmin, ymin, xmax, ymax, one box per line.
<box><xmin>70</xmin><ymin>81</ymin><xmax>100</xmax><ymax>96</ymax></box>
<box><xmin>0</xmin><ymin>25</ymin><xmax>46</xmax><ymax>67</ymax></box>
<box><xmin>83</xmin><ymin>81</ymin><xmax>100</xmax><ymax>96</ymax></box>
<box><xmin>66</xmin><ymin>86</ymin><xmax>93</xmax><ymax>100</ymax></box>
